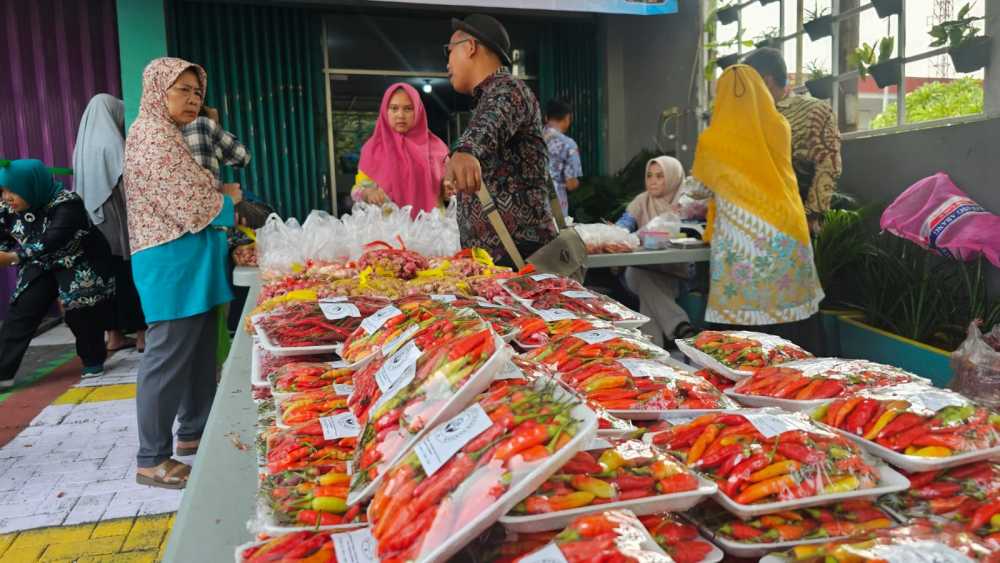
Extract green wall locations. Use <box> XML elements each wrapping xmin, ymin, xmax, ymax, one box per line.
<box><xmin>116</xmin><ymin>0</ymin><xmax>169</xmax><ymax>128</ymax></box>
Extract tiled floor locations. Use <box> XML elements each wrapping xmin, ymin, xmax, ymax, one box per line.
<box><xmin>0</xmin><ymin>325</ymin><xmax>186</xmax><ymax>562</ymax></box>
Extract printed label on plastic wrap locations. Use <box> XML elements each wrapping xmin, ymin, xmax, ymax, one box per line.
<box><xmin>530</xmin><ymin>273</ymin><xmax>559</xmax><ymax>282</ymax></box>
<box><xmin>414</xmin><ymin>403</ymin><xmax>493</xmax><ymax>476</ymax></box>
<box><xmin>536</xmin><ymin>308</ymin><xmax>576</xmax><ymax>322</ymax></box>
<box><xmin>431</xmin><ymin>294</ymin><xmax>457</xmax><ymax>303</ymax></box>
<box><xmin>912</xmin><ymin>390</ymin><xmax>967</xmax><ymax>413</ymax></box>
<box><xmin>382</xmin><ymin>324</ymin><xmax>420</xmax><ymax>355</ymax></box>
<box><xmin>868</xmin><ymin>541</ymin><xmax>974</xmax><ymax>563</ymax></box>
<box><xmin>617</xmin><ymin>358</ymin><xmax>664</xmax><ymax>378</ymax></box>
<box><xmin>332</xmin><ymin>528</ymin><xmax>378</xmax><ymax>563</ymax></box>
<box><xmin>320</xmin><ymin>412</ymin><xmax>361</xmax><ymax>440</ymax></box>
<box><xmin>496</xmin><ymin>361</ymin><xmax>524</xmax><ymax>380</ymax></box>
<box><xmin>587</xmin><ymin>438</ymin><xmax>614</xmax><ymax>450</ymax></box>
<box><xmin>375</xmin><ymin>341</ymin><xmax>422</xmax><ymax>393</ymax></box>
<box><xmin>573</xmin><ymin>329</ymin><xmax>619</xmax><ymax>345</ymax></box>
<box><xmin>320</xmin><ymin>302</ymin><xmax>361</xmax><ymax>320</ymax></box>
<box><xmin>660</xmin><ymin>414</ymin><xmax>696</xmax><ymax>425</ymax></box>
<box><xmin>475</xmin><ymin>299</ymin><xmax>505</xmax><ymax>309</ymax></box>
<box><xmin>518</xmin><ymin>543</ymin><xmax>568</xmax><ymax>563</ymax></box>
<box><xmin>327</xmin><ymin>360</ymin><xmax>349</xmax><ymax>369</ymax></box>
<box><xmin>360</xmin><ymin>305</ymin><xmax>402</xmax><ymax>335</ymax></box>
<box><xmin>333</xmin><ymin>384</ymin><xmax>355</xmax><ymax>397</ymax></box>
<box><xmin>742</xmin><ymin>411</ymin><xmax>815</xmax><ymax>438</ymax></box>
<box><xmin>561</xmin><ymin>290</ymin><xmax>594</xmax><ymax>299</ymax></box>
<box><xmin>320</xmin><ymin>296</ymin><xmax>349</xmax><ymax>303</ymax></box>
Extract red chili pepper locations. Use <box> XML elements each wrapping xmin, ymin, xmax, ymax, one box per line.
<box><xmin>905</xmin><ymin>470</ymin><xmax>941</xmax><ymax>490</ymax></box>
<box><xmin>562</xmin><ymin>451</ymin><xmax>604</xmax><ymax>474</ymax></box>
<box><xmin>969</xmin><ymin>499</ymin><xmax>1000</xmax><ymax>531</ymax></box>
<box><xmin>723</xmin><ymin>453</ymin><xmax>769</xmax><ymax>497</ymax></box>
<box><xmin>876</xmin><ymin>412</ymin><xmax>924</xmax><ymax>440</ymax></box>
<box><xmin>844</xmin><ymin>399</ymin><xmax>879</xmax><ymax>434</ymax></box>
<box><xmin>776</xmin><ymin>441</ymin><xmax>826</xmax><ymax>464</ymax></box>
<box><xmin>912</xmin><ymin>482</ymin><xmax>963</xmax><ymax>499</ymax></box>
<box><xmin>614</xmin><ymin>473</ymin><xmax>656</xmax><ymax>491</ymax></box>
<box><xmin>696</xmin><ymin>443</ymin><xmax>744</xmax><ymax>469</ymax></box>
<box><xmin>494</xmin><ymin>423</ymin><xmax>552</xmax><ymax>462</ymax></box>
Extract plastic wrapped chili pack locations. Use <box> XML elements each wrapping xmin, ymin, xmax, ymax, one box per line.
<box><xmin>764</xmin><ymin>521</ymin><xmax>1000</xmax><ymax>563</ymax></box>
<box><xmin>347</xmin><ymin>328</ymin><xmax>511</xmax><ymax>504</ymax></box>
<box><xmin>276</xmin><ymin>388</ymin><xmax>352</xmax><ymax>429</ymax></box>
<box><xmin>499</xmin><ymin>272</ymin><xmax>587</xmax><ymax>301</ymax></box>
<box><xmin>525</xmin><ymin>288</ymin><xmax>647</xmax><ymax>327</ymax></box>
<box><xmin>515</xmin><ymin>510</ymin><xmax>672</xmax><ymax>563</ymax></box>
<box><xmin>339</xmin><ymin>297</ymin><xmax>451</xmax><ymax>364</ymax></box>
<box><xmin>677</xmin><ymin>331</ymin><xmax>812</xmax><ymax>379</ymax></box>
<box><xmin>255</xmin><ymin>296</ymin><xmax>388</xmax><ymax>348</ymax></box>
<box><xmin>506</xmin><ymin>438</ymin><xmax>703</xmax><ymax>519</ymax></box>
<box><xmin>514</xmin><ymin>318</ymin><xmax>603</xmax><ymax>350</ymax></box>
<box><xmin>268</xmin><ymin>361</ymin><xmax>353</xmax><ymax>394</ymax></box>
<box><xmin>356</xmin><ymin>240</ymin><xmax>430</xmax><ymax>280</ymax></box>
<box><xmin>365</xmin><ymin>377</ymin><xmax>596</xmax><ymax>562</ymax></box>
<box><xmin>879</xmin><ymin>462</ymin><xmax>1000</xmax><ymax>540</ymax></box>
<box><xmin>649</xmin><ymin>410</ymin><xmax>887</xmax><ymax>507</ymax></box>
<box><xmin>730</xmin><ymin>358</ymin><xmax>926</xmax><ymax>402</ymax></box>
<box><xmin>525</xmin><ymin>328</ymin><xmax>671</xmax><ymax>372</ymax></box>
<box><xmin>258</xmin><ymin>350</ymin><xmax>335</xmax><ymax>383</ymax></box>
<box><xmin>265</xmin><ymin>420</ymin><xmax>355</xmax><ymax>476</ymax></box>
<box><xmin>557</xmin><ymin>358</ymin><xmax>739</xmax><ymax>416</ymax></box>
<box><xmin>813</xmin><ymin>383</ymin><xmax>1000</xmax><ymax>461</ymax></box>
<box><xmin>237</xmin><ymin>531</ymin><xmax>340</xmax><ymax>562</ymax></box>
<box><xmin>258</xmin><ymin>465</ymin><xmax>365</xmax><ymax>530</ymax></box>
<box><xmin>448</xmin><ymin>296</ymin><xmax>538</xmax><ymax>341</ymax></box>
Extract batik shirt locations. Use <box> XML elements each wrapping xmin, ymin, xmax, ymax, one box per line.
<box><xmin>777</xmin><ymin>95</ymin><xmax>842</xmax><ymax>217</ymax></box>
<box><xmin>0</xmin><ymin>191</ymin><xmax>114</xmax><ymax>310</ymax></box>
<box><xmin>453</xmin><ymin>70</ymin><xmax>557</xmax><ymax>262</ymax></box>
<box><xmin>543</xmin><ymin>125</ymin><xmax>582</xmax><ymax>217</ymax></box>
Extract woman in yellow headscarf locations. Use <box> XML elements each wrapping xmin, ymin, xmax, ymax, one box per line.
<box><xmin>691</xmin><ymin>65</ymin><xmax>824</xmax><ymax>347</ymax></box>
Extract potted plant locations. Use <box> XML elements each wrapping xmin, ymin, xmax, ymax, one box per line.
<box><xmin>716</xmin><ymin>2</ymin><xmax>739</xmax><ymax>25</ymax></box>
<box><xmin>754</xmin><ymin>27</ymin><xmax>782</xmax><ymax>49</ymax></box>
<box><xmin>803</xmin><ymin>4</ymin><xmax>833</xmax><ymax>41</ymax></box>
<box><xmin>704</xmin><ymin>31</ymin><xmax>754</xmax><ymax>80</ymax></box>
<box><xmin>929</xmin><ymin>2</ymin><xmax>991</xmax><ymax>73</ymax></box>
<box><xmin>804</xmin><ymin>60</ymin><xmax>836</xmax><ymax>99</ymax></box>
<box><xmin>871</xmin><ymin>0</ymin><xmax>902</xmax><ymax>18</ymax></box>
<box><xmin>850</xmin><ymin>37</ymin><xmax>898</xmax><ymax>88</ymax></box>
<box><xmin>759</xmin><ymin>0</ymin><xmax>780</xmax><ymax>5</ymax></box>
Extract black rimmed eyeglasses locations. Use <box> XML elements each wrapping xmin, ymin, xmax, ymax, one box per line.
<box><xmin>443</xmin><ymin>38</ymin><xmax>475</xmax><ymax>58</ymax></box>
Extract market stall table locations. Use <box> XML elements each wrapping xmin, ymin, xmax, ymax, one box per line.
<box><xmin>585</xmin><ymin>246</ymin><xmax>710</xmax><ymax>268</ymax></box>
<box><xmin>163</xmin><ymin>266</ymin><xmax>262</xmax><ymax>563</ymax></box>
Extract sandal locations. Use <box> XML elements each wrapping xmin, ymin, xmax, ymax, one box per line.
<box><xmin>135</xmin><ymin>459</ymin><xmax>190</xmax><ymax>489</ymax></box>
<box><xmin>107</xmin><ymin>338</ymin><xmax>137</xmax><ymax>352</ymax></box>
<box><xmin>176</xmin><ymin>439</ymin><xmax>200</xmax><ymax>456</ymax></box>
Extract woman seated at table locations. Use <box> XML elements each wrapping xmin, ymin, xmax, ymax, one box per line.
<box><xmin>690</xmin><ymin>64</ymin><xmax>824</xmax><ymax>352</ymax></box>
<box><xmin>351</xmin><ymin>83</ymin><xmax>451</xmax><ymax>215</ymax></box>
<box><xmin>615</xmin><ymin>155</ymin><xmax>697</xmax><ymax>346</ymax></box>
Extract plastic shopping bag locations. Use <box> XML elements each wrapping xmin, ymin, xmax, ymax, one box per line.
<box><xmin>951</xmin><ymin>321</ymin><xmax>1000</xmax><ymax>409</ymax></box>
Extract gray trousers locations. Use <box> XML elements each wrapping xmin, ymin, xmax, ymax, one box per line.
<box><xmin>136</xmin><ymin>310</ymin><xmax>218</xmax><ymax>468</ymax></box>
<box><xmin>624</xmin><ymin>266</ymin><xmax>691</xmax><ymax>348</ymax></box>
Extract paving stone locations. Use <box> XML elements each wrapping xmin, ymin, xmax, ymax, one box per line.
<box><xmin>63</xmin><ymin>494</ymin><xmax>115</xmax><ymax>526</ymax></box>
<box><xmin>39</xmin><ymin>535</ymin><xmax>124</xmax><ymax>560</ymax></box>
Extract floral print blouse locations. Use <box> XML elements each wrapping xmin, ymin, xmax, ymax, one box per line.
<box><xmin>0</xmin><ymin>191</ymin><xmax>114</xmax><ymax>310</ymax></box>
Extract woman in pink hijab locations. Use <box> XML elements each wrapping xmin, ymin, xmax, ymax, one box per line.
<box><xmin>351</xmin><ymin>83</ymin><xmax>451</xmax><ymax>215</ymax></box>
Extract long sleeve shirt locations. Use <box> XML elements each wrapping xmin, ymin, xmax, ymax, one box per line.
<box><xmin>777</xmin><ymin>95</ymin><xmax>842</xmax><ymax>217</ymax></box>
<box><xmin>453</xmin><ymin>70</ymin><xmax>557</xmax><ymax>262</ymax></box>
<box><xmin>182</xmin><ymin>117</ymin><xmax>251</xmax><ymax>182</ymax></box>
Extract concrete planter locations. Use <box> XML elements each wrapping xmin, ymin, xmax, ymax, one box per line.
<box><xmin>837</xmin><ymin>315</ymin><xmax>953</xmax><ymax>387</ymax></box>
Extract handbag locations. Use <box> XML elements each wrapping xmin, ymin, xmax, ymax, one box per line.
<box><xmin>476</xmin><ymin>185</ymin><xmax>587</xmax><ymax>282</ymax></box>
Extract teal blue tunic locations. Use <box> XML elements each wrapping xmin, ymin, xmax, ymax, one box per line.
<box><xmin>132</xmin><ymin>197</ymin><xmax>235</xmax><ymax>323</ymax></box>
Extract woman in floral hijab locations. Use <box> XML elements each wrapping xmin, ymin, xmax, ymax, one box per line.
<box><xmin>123</xmin><ymin>57</ymin><xmax>243</xmax><ymax>489</ymax></box>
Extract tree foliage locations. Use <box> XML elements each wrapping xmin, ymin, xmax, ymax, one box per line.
<box><xmin>871</xmin><ymin>77</ymin><xmax>983</xmax><ymax>129</ymax></box>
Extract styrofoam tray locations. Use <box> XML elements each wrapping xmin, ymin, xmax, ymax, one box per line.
<box><xmin>713</xmin><ymin>464</ymin><xmax>910</xmax><ymax>519</ymax></box>
<box><xmin>233</xmin><ymin>527</ymin><xmax>370</xmax><ymax>563</ymax></box>
<box><xmin>347</xmin><ymin>333</ymin><xmax>513</xmax><ymax>505</ymax></box>
<box><xmin>500</xmin><ymin>476</ymin><xmax>717</xmax><ymax>533</ymax></box>
<box><xmin>675</xmin><ymin>339</ymin><xmax>751</xmax><ymax>381</ymax></box>
<box><xmin>250</xmin><ymin>339</ymin><xmax>268</xmax><ymax>387</ymax></box>
<box><xmin>254</xmin><ymin>319</ymin><xmax>341</xmax><ymax>357</ymax></box>
<box><xmin>699</xmin><ymin>540</ymin><xmax>725</xmax><ymax>563</ymax></box>
<box><xmin>831</xmin><ymin>428</ymin><xmax>1000</xmax><ymax>472</ymax></box>
<box><xmin>723</xmin><ymin>389</ymin><xmax>828</xmax><ymax>412</ymax></box>
<box><xmin>608</xmin><ymin>408</ymin><xmax>742</xmax><ymax>421</ymax></box>
<box><xmin>254</xmin><ymin>495</ymin><xmax>368</xmax><ymax>535</ymax></box>
<box><xmin>398</xmin><ymin>376</ymin><xmax>599</xmax><ymax>563</ymax></box>
<box><xmin>694</xmin><ymin>521</ymin><xmax>889</xmax><ymax>559</ymax></box>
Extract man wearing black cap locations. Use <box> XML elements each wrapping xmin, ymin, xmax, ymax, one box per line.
<box><xmin>443</xmin><ymin>14</ymin><xmax>557</xmax><ymax>266</ymax></box>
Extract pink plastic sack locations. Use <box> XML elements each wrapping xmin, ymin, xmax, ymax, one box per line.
<box><xmin>880</xmin><ymin>172</ymin><xmax>1000</xmax><ymax>267</ymax></box>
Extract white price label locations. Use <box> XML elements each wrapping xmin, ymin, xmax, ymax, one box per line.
<box><xmin>742</xmin><ymin>411</ymin><xmax>814</xmax><ymax>438</ymax></box>
<box><xmin>332</xmin><ymin>528</ymin><xmax>379</xmax><ymax>563</ymax></box>
<box><xmin>536</xmin><ymin>308</ymin><xmax>577</xmax><ymax>322</ymax></box>
<box><xmin>475</xmin><ymin>299</ymin><xmax>504</xmax><ymax>309</ymax></box>
<box><xmin>912</xmin><ymin>390</ymin><xmax>967</xmax><ymax>413</ymax></box>
<box><xmin>530</xmin><ymin>273</ymin><xmax>559</xmax><ymax>282</ymax></box>
<box><xmin>661</xmin><ymin>414</ymin><xmax>696</xmax><ymax>425</ymax></box>
<box><xmin>327</xmin><ymin>360</ymin><xmax>349</xmax><ymax>369</ymax></box>
<box><xmin>333</xmin><ymin>384</ymin><xmax>355</xmax><ymax>397</ymax></box>
<box><xmin>561</xmin><ymin>290</ymin><xmax>594</xmax><ymax>299</ymax></box>
<box><xmin>382</xmin><ymin>324</ymin><xmax>420</xmax><ymax>355</ymax></box>
<box><xmin>496</xmin><ymin>361</ymin><xmax>524</xmax><ymax>380</ymax></box>
<box><xmin>518</xmin><ymin>543</ymin><xmax>568</xmax><ymax>563</ymax></box>
<box><xmin>319</xmin><ymin>412</ymin><xmax>361</xmax><ymax>440</ymax></box>
<box><xmin>319</xmin><ymin>302</ymin><xmax>361</xmax><ymax>320</ymax></box>
<box><xmin>414</xmin><ymin>403</ymin><xmax>493</xmax><ymax>477</ymax></box>
<box><xmin>430</xmin><ymin>294</ymin><xmax>457</xmax><ymax>303</ymax></box>
<box><xmin>360</xmin><ymin>305</ymin><xmax>402</xmax><ymax>335</ymax></box>
<box><xmin>587</xmin><ymin>438</ymin><xmax>613</xmax><ymax>450</ymax></box>
<box><xmin>617</xmin><ymin>358</ymin><xmax>661</xmax><ymax>378</ymax></box>
<box><xmin>375</xmin><ymin>340</ymin><xmax>422</xmax><ymax>393</ymax></box>
<box><xmin>573</xmin><ymin>329</ymin><xmax>619</xmax><ymax>345</ymax></box>
<box><xmin>869</xmin><ymin>541</ymin><xmax>974</xmax><ymax>563</ymax></box>
<box><xmin>320</xmin><ymin>296</ymin><xmax>349</xmax><ymax>303</ymax></box>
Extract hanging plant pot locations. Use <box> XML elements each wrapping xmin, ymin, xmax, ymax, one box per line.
<box><xmin>755</xmin><ymin>37</ymin><xmax>782</xmax><ymax>50</ymax></box>
<box><xmin>804</xmin><ymin>15</ymin><xmax>833</xmax><ymax>41</ymax></box>
<box><xmin>871</xmin><ymin>0</ymin><xmax>902</xmax><ymax>18</ymax></box>
<box><xmin>868</xmin><ymin>58</ymin><xmax>902</xmax><ymax>88</ymax></box>
<box><xmin>759</xmin><ymin>0</ymin><xmax>779</xmax><ymax>5</ymax></box>
<box><xmin>717</xmin><ymin>53</ymin><xmax>741</xmax><ymax>70</ymax></box>
<box><xmin>717</xmin><ymin>6</ymin><xmax>739</xmax><ymax>25</ymax></box>
<box><xmin>949</xmin><ymin>36</ymin><xmax>992</xmax><ymax>73</ymax></box>
<box><xmin>805</xmin><ymin>75</ymin><xmax>836</xmax><ymax>99</ymax></box>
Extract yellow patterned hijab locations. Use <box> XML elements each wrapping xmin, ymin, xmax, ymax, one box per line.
<box><xmin>692</xmin><ymin>65</ymin><xmax>810</xmax><ymax>246</ymax></box>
